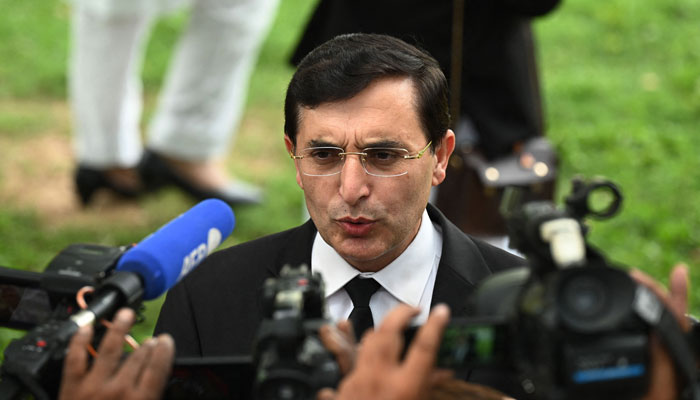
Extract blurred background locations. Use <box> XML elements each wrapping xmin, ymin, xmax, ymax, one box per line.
<box><xmin>1</xmin><ymin>0</ymin><xmax>698</xmax><ymax>353</ymax></box>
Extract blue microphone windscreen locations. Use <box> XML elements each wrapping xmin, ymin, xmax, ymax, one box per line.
<box><xmin>116</xmin><ymin>199</ymin><xmax>235</xmax><ymax>300</ymax></box>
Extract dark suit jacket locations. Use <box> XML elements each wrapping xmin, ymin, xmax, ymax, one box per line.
<box><xmin>290</xmin><ymin>0</ymin><xmax>561</xmax><ymax>159</ymax></box>
<box><xmin>154</xmin><ymin>204</ymin><xmax>524</xmax><ymax>357</ymax></box>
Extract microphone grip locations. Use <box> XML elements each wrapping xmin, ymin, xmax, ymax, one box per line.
<box><xmin>84</xmin><ymin>271</ymin><xmax>144</xmax><ymax>323</ymax></box>
<box><xmin>84</xmin><ymin>291</ymin><xmax>121</xmax><ymax>323</ymax></box>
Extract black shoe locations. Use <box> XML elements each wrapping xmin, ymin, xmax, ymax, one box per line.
<box><xmin>74</xmin><ymin>166</ymin><xmax>143</xmax><ymax>206</ymax></box>
<box><xmin>139</xmin><ymin>150</ymin><xmax>263</xmax><ymax>206</ymax></box>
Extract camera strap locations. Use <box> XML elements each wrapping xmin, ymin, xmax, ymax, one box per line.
<box><xmin>633</xmin><ymin>285</ymin><xmax>700</xmax><ymax>400</ymax></box>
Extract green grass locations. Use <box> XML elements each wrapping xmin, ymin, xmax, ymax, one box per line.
<box><xmin>0</xmin><ymin>1</ymin><xmax>70</xmax><ymax>98</ymax></box>
<box><xmin>537</xmin><ymin>0</ymin><xmax>700</xmax><ymax>291</ymax></box>
<box><xmin>1</xmin><ymin>0</ymin><xmax>699</xmax><ymax>361</ymax></box>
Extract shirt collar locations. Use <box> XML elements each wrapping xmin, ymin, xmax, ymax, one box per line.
<box><xmin>312</xmin><ymin>209</ymin><xmax>439</xmax><ymax>307</ymax></box>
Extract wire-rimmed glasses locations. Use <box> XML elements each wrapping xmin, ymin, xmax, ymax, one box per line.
<box><xmin>290</xmin><ymin>141</ymin><xmax>432</xmax><ymax>177</ymax></box>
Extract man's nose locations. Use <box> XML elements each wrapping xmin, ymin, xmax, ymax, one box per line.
<box><xmin>339</xmin><ymin>154</ymin><xmax>370</xmax><ymax>204</ymax></box>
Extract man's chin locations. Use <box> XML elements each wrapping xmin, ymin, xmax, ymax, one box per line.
<box><xmin>337</xmin><ymin>246</ymin><xmax>379</xmax><ymax>263</ymax></box>
<box><xmin>335</xmin><ymin>242</ymin><xmax>393</xmax><ymax>271</ymax></box>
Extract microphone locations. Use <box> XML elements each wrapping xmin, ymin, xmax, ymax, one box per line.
<box><xmin>116</xmin><ymin>198</ymin><xmax>235</xmax><ymax>300</ymax></box>
<box><xmin>75</xmin><ymin>198</ymin><xmax>235</xmax><ymax>323</ymax></box>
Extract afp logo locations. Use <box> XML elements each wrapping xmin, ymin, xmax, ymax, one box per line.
<box><xmin>179</xmin><ymin>228</ymin><xmax>223</xmax><ymax>279</ymax></box>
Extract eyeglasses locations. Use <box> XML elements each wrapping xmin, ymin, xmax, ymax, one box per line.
<box><xmin>290</xmin><ymin>141</ymin><xmax>432</xmax><ymax>177</ymax></box>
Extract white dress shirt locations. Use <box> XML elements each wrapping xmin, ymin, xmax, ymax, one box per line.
<box><xmin>311</xmin><ymin>209</ymin><xmax>443</xmax><ymax>326</ymax></box>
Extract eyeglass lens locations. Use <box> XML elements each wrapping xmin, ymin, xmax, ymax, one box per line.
<box><xmin>299</xmin><ymin>147</ymin><xmax>411</xmax><ymax>177</ymax></box>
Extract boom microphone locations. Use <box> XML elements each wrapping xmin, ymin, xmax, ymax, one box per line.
<box><xmin>116</xmin><ymin>198</ymin><xmax>236</xmax><ymax>300</ymax></box>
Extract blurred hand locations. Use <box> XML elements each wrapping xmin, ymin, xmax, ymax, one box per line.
<box><xmin>630</xmin><ymin>264</ymin><xmax>690</xmax><ymax>400</ymax></box>
<box><xmin>317</xmin><ymin>304</ymin><xmax>450</xmax><ymax>400</ymax></box>
<box><xmin>319</xmin><ymin>319</ymin><xmax>357</xmax><ymax>375</ymax></box>
<box><xmin>58</xmin><ymin>308</ymin><xmax>175</xmax><ymax>400</ymax></box>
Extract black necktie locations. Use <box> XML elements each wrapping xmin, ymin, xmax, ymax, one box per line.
<box><xmin>345</xmin><ymin>276</ymin><xmax>381</xmax><ymax>339</ymax></box>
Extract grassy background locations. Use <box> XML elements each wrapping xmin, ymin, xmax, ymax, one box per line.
<box><xmin>1</xmin><ymin>0</ymin><xmax>698</xmax><ymax>355</ymax></box>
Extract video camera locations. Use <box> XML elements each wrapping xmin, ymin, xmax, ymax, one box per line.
<box><xmin>427</xmin><ymin>177</ymin><xmax>699</xmax><ymax>400</ymax></box>
<box><xmin>254</xmin><ymin>264</ymin><xmax>341</xmax><ymax>399</ymax></box>
<box><xmin>164</xmin><ymin>264</ymin><xmax>341</xmax><ymax>400</ymax></box>
<box><xmin>0</xmin><ymin>243</ymin><xmax>142</xmax><ymax>399</ymax></box>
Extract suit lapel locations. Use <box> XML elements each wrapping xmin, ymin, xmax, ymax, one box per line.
<box><xmin>427</xmin><ymin>204</ymin><xmax>500</xmax><ymax>317</ymax></box>
<box><xmin>265</xmin><ymin>218</ymin><xmax>317</xmax><ymax>277</ymax></box>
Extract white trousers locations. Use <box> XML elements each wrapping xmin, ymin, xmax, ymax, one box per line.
<box><xmin>69</xmin><ymin>0</ymin><xmax>279</xmax><ymax>168</ymax></box>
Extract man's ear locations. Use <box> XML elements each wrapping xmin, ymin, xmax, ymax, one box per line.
<box><xmin>285</xmin><ymin>135</ymin><xmax>304</xmax><ymax>189</ymax></box>
<box><xmin>432</xmin><ymin>129</ymin><xmax>456</xmax><ymax>186</ymax></box>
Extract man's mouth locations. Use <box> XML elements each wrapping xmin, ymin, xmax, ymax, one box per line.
<box><xmin>337</xmin><ymin>217</ymin><xmax>375</xmax><ymax>236</ymax></box>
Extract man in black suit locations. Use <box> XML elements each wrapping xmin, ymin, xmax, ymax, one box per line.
<box><xmin>154</xmin><ymin>32</ymin><xmax>522</xmax><ymax>367</ymax></box>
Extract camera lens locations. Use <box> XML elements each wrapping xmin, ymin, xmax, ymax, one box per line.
<box><xmin>562</xmin><ymin>276</ymin><xmax>606</xmax><ymax>318</ymax></box>
<box><xmin>556</xmin><ymin>267</ymin><xmax>635</xmax><ymax>333</ymax></box>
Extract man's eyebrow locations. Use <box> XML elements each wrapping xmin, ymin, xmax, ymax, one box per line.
<box><xmin>363</xmin><ymin>139</ymin><xmax>406</xmax><ymax>149</ymax></box>
<box><xmin>307</xmin><ymin>139</ymin><xmax>340</xmax><ymax>148</ymax></box>
<box><xmin>304</xmin><ymin>139</ymin><xmax>407</xmax><ymax>148</ymax></box>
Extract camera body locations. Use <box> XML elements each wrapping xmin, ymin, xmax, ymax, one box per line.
<box><xmin>0</xmin><ymin>243</ymin><xmax>135</xmax><ymax>399</ymax></box>
<box><xmin>0</xmin><ymin>243</ymin><xmax>127</xmax><ymax>330</ymax></box>
<box><xmin>488</xmin><ymin>262</ymin><xmax>651</xmax><ymax>399</ymax></box>
<box><xmin>434</xmin><ymin>178</ymin><xmax>660</xmax><ymax>399</ymax></box>
<box><xmin>253</xmin><ymin>264</ymin><xmax>341</xmax><ymax>400</ymax></box>
<box><xmin>500</xmin><ymin>179</ymin><xmax>650</xmax><ymax>399</ymax></box>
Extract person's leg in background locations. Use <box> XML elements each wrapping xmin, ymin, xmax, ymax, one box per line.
<box><xmin>69</xmin><ymin>1</ymin><xmax>159</xmax><ymax>205</ymax></box>
<box><xmin>142</xmin><ymin>0</ymin><xmax>280</xmax><ymax>205</ymax></box>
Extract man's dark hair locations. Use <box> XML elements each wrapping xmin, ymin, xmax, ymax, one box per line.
<box><xmin>284</xmin><ymin>33</ymin><xmax>450</xmax><ymax>151</ymax></box>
